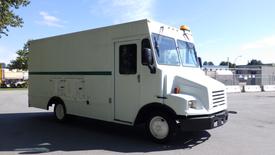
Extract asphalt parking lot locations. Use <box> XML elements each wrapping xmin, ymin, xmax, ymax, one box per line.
<box><xmin>0</xmin><ymin>90</ymin><xmax>275</xmax><ymax>155</ymax></box>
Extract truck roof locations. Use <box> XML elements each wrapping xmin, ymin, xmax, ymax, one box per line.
<box><xmin>30</xmin><ymin>19</ymin><xmax>193</xmax><ymax>43</ymax></box>
<box><xmin>31</xmin><ymin>19</ymin><xmax>151</xmax><ymax>43</ymax></box>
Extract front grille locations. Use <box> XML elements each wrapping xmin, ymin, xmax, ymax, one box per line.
<box><xmin>212</xmin><ymin>90</ymin><xmax>226</xmax><ymax>108</ymax></box>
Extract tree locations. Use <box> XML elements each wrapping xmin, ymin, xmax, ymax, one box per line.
<box><xmin>203</xmin><ymin>61</ymin><xmax>214</xmax><ymax>66</ymax></box>
<box><xmin>0</xmin><ymin>0</ymin><xmax>30</xmax><ymax>37</ymax></box>
<box><xmin>8</xmin><ymin>41</ymin><xmax>30</xmax><ymax>70</ymax></box>
<box><xmin>219</xmin><ymin>61</ymin><xmax>236</xmax><ymax>68</ymax></box>
<box><xmin>219</xmin><ymin>61</ymin><xmax>227</xmax><ymax>66</ymax></box>
<box><xmin>247</xmin><ymin>59</ymin><xmax>263</xmax><ymax>65</ymax></box>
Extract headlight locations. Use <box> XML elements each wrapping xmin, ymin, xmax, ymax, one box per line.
<box><xmin>188</xmin><ymin>100</ymin><xmax>198</xmax><ymax>109</ymax></box>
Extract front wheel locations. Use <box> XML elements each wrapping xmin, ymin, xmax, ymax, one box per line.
<box><xmin>146</xmin><ymin>112</ymin><xmax>177</xmax><ymax>143</ymax></box>
<box><xmin>54</xmin><ymin>103</ymin><xmax>66</xmax><ymax>121</ymax></box>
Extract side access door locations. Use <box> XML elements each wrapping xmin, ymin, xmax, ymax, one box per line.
<box><xmin>114</xmin><ymin>40</ymin><xmax>141</xmax><ymax>124</ymax></box>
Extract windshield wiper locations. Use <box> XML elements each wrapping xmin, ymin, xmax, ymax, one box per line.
<box><xmin>154</xmin><ymin>36</ymin><xmax>160</xmax><ymax>56</ymax></box>
<box><xmin>187</xmin><ymin>43</ymin><xmax>198</xmax><ymax>65</ymax></box>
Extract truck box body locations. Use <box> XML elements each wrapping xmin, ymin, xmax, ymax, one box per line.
<box><xmin>29</xmin><ymin>19</ymin><xmax>228</xmax><ymax>142</ymax></box>
<box><xmin>30</xmin><ymin>20</ymin><xmax>152</xmax><ymax>122</ymax></box>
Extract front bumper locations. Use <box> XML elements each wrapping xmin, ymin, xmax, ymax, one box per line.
<box><xmin>178</xmin><ymin>110</ymin><xmax>228</xmax><ymax>131</ymax></box>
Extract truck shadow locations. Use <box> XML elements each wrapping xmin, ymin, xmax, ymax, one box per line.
<box><xmin>0</xmin><ymin>112</ymin><xmax>211</xmax><ymax>154</ymax></box>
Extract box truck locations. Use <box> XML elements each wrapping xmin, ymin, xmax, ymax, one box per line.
<box><xmin>29</xmin><ymin>19</ymin><xmax>228</xmax><ymax>143</ymax></box>
<box><xmin>0</xmin><ymin>68</ymin><xmax>28</xmax><ymax>88</ymax></box>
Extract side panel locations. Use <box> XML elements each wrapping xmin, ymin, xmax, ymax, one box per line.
<box><xmin>29</xmin><ymin>73</ymin><xmax>114</xmax><ymax>122</ymax></box>
<box><xmin>29</xmin><ymin>75</ymin><xmax>53</xmax><ymax>110</ymax></box>
<box><xmin>80</xmin><ymin>75</ymin><xmax>114</xmax><ymax>121</ymax></box>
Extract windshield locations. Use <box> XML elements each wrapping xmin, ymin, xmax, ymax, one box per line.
<box><xmin>152</xmin><ymin>33</ymin><xmax>180</xmax><ymax>66</ymax></box>
<box><xmin>177</xmin><ymin>40</ymin><xmax>198</xmax><ymax>67</ymax></box>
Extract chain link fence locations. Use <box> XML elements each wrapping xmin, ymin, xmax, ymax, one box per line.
<box><xmin>204</xmin><ymin>66</ymin><xmax>275</xmax><ymax>86</ymax></box>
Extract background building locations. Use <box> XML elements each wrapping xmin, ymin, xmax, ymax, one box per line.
<box><xmin>203</xmin><ymin>64</ymin><xmax>275</xmax><ymax>86</ymax></box>
<box><xmin>203</xmin><ymin>65</ymin><xmax>234</xmax><ymax>85</ymax></box>
<box><xmin>236</xmin><ymin>64</ymin><xmax>275</xmax><ymax>85</ymax></box>
<box><xmin>0</xmin><ymin>63</ymin><xmax>6</xmax><ymax>68</ymax></box>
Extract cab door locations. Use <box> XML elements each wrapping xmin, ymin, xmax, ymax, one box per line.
<box><xmin>114</xmin><ymin>40</ymin><xmax>141</xmax><ymax>124</ymax></box>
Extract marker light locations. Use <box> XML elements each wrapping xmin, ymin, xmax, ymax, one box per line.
<box><xmin>180</xmin><ymin>25</ymin><xmax>190</xmax><ymax>31</ymax></box>
<box><xmin>174</xmin><ymin>87</ymin><xmax>181</xmax><ymax>94</ymax></box>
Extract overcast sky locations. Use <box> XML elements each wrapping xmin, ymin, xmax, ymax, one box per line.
<box><xmin>1</xmin><ymin>0</ymin><xmax>275</xmax><ymax>65</ymax></box>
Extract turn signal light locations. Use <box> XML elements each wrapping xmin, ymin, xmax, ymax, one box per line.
<box><xmin>174</xmin><ymin>87</ymin><xmax>181</xmax><ymax>94</ymax></box>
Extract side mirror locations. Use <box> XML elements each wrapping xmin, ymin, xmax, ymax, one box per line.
<box><xmin>198</xmin><ymin>57</ymin><xmax>202</xmax><ymax>68</ymax></box>
<box><xmin>142</xmin><ymin>48</ymin><xmax>153</xmax><ymax>65</ymax></box>
<box><xmin>142</xmin><ymin>48</ymin><xmax>156</xmax><ymax>73</ymax></box>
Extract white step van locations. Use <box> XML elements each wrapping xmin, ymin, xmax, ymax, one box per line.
<box><xmin>29</xmin><ymin>19</ymin><xmax>228</xmax><ymax>143</ymax></box>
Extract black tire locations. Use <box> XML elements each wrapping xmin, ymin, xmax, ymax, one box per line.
<box><xmin>54</xmin><ymin>103</ymin><xmax>67</xmax><ymax>121</ymax></box>
<box><xmin>146</xmin><ymin>111</ymin><xmax>177</xmax><ymax>143</ymax></box>
<box><xmin>10</xmin><ymin>83</ymin><xmax>16</xmax><ymax>88</ymax></box>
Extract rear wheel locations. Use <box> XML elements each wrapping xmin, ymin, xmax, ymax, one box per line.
<box><xmin>146</xmin><ymin>112</ymin><xmax>177</xmax><ymax>143</ymax></box>
<box><xmin>54</xmin><ymin>103</ymin><xmax>66</xmax><ymax>121</ymax></box>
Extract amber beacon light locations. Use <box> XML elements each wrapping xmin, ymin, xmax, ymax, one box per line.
<box><xmin>174</xmin><ymin>87</ymin><xmax>181</xmax><ymax>94</ymax></box>
<box><xmin>180</xmin><ymin>25</ymin><xmax>190</xmax><ymax>31</ymax></box>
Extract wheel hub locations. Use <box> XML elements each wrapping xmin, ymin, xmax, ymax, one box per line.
<box><xmin>149</xmin><ymin>116</ymin><xmax>169</xmax><ymax>139</ymax></box>
<box><xmin>56</xmin><ymin>104</ymin><xmax>65</xmax><ymax>120</ymax></box>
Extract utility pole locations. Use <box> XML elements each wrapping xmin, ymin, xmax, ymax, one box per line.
<box><xmin>227</xmin><ymin>57</ymin><xmax>229</xmax><ymax>69</ymax></box>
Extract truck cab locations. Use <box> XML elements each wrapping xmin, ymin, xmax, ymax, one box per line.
<box><xmin>135</xmin><ymin>21</ymin><xmax>228</xmax><ymax>142</ymax></box>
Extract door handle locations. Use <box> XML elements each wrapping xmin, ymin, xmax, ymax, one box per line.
<box><xmin>137</xmin><ymin>74</ymin><xmax>140</xmax><ymax>83</ymax></box>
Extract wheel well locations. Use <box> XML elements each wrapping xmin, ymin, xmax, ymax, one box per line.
<box><xmin>47</xmin><ymin>96</ymin><xmax>64</xmax><ymax>110</ymax></box>
<box><xmin>134</xmin><ymin>103</ymin><xmax>177</xmax><ymax>126</ymax></box>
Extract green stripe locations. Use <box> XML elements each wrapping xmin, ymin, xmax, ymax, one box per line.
<box><xmin>29</xmin><ymin>71</ymin><xmax>112</xmax><ymax>75</ymax></box>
